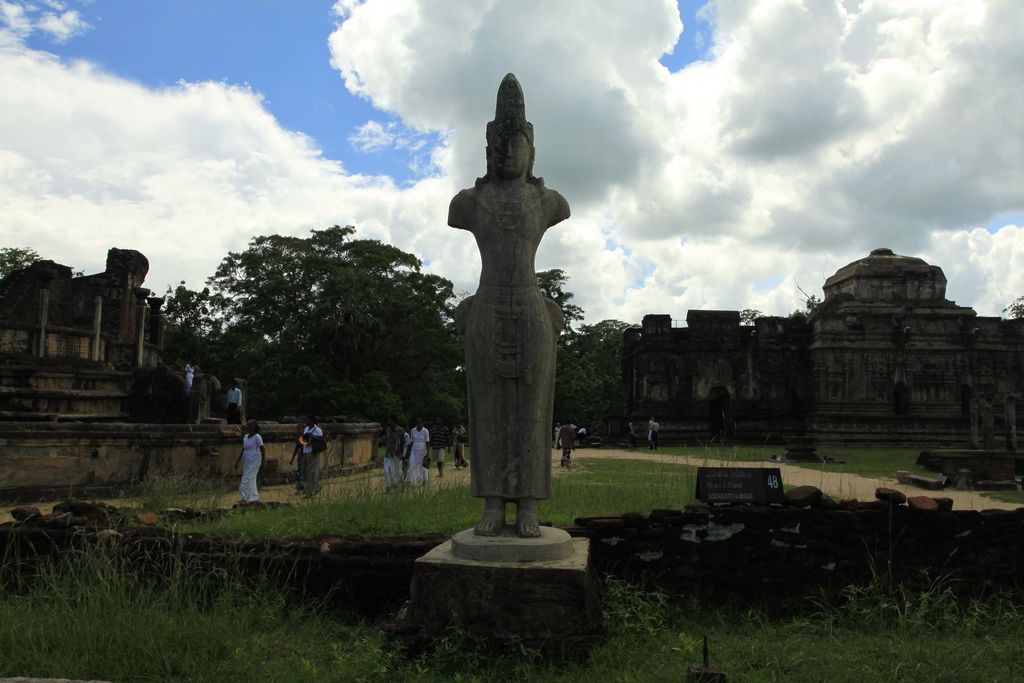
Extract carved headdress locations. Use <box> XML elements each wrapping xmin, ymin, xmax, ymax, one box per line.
<box><xmin>480</xmin><ymin>73</ymin><xmax>540</xmax><ymax>186</ymax></box>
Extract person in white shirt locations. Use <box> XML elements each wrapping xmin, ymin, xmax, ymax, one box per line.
<box><xmin>404</xmin><ymin>417</ymin><xmax>430</xmax><ymax>485</ymax></box>
<box><xmin>184</xmin><ymin>364</ymin><xmax>194</xmax><ymax>394</ymax></box>
<box><xmin>226</xmin><ymin>379</ymin><xmax>243</xmax><ymax>424</ymax></box>
<box><xmin>234</xmin><ymin>419</ymin><xmax>264</xmax><ymax>503</ymax></box>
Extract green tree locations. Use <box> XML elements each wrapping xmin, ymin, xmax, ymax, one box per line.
<box><xmin>537</xmin><ymin>269</ymin><xmax>584</xmax><ymax>334</ymax></box>
<box><xmin>1004</xmin><ymin>296</ymin><xmax>1024</xmax><ymax>319</ymax></box>
<box><xmin>163</xmin><ymin>226</ymin><xmax>464</xmax><ymax>422</ymax></box>
<box><xmin>739</xmin><ymin>309</ymin><xmax>762</xmax><ymax>325</ymax></box>
<box><xmin>0</xmin><ymin>247</ymin><xmax>41</xmax><ymax>278</ymax></box>
<box><xmin>553</xmin><ymin>319</ymin><xmax>631</xmax><ymax>433</ymax></box>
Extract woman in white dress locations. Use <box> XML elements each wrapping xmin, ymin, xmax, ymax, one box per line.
<box><xmin>404</xmin><ymin>417</ymin><xmax>430</xmax><ymax>485</ymax></box>
<box><xmin>234</xmin><ymin>419</ymin><xmax>265</xmax><ymax>503</ymax></box>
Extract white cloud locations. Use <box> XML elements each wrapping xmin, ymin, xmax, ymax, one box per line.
<box><xmin>0</xmin><ymin>0</ymin><xmax>1022</xmax><ymax>330</ymax></box>
<box><xmin>36</xmin><ymin>9</ymin><xmax>88</xmax><ymax>43</ymax></box>
<box><xmin>0</xmin><ymin>1</ymin><xmax>89</xmax><ymax>43</ymax></box>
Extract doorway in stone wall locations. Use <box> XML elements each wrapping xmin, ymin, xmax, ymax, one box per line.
<box><xmin>709</xmin><ymin>386</ymin><xmax>733</xmax><ymax>441</ymax></box>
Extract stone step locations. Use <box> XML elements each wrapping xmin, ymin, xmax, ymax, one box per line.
<box><xmin>0</xmin><ymin>409</ymin><xmax>130</xmax><ymax>421</ymax></box>
<box><xmin>0</xmin><ymin>385</ymin><xmax>128</xmax><ymax>400</ymax></box>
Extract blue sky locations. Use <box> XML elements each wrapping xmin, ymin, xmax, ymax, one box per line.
<box><xmin>24</xmin><ymin>0</ymin><xmax>708</xmax><ymax>185</ymax></box>
<box><xmin>2</xmin><ymin>0</ymin><xmax>1022</xmax><ymax>320</ymax></box>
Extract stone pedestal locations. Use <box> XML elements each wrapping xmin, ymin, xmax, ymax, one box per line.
<box><xmin>405</xmin><ymin>529</ymin><xmax>601</xmax><ymax>644</ymax></box>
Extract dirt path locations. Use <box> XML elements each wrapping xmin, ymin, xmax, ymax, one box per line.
<box><xmin>570</xmin><ymin>448</ymin><xmax>1020</xmax><ymax>510</ymax></box>
<box><xmin>3</xmin><ymin>448</ymin><xmax>1017</xmax><ymax>522</ymax></box>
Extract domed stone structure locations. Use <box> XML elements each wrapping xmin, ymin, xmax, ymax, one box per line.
<box><xmin>623</xmin><ymin>250</ymin><xmax>1023</xmax><ymax>448</ymax></box>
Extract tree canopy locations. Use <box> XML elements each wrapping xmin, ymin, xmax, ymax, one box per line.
<box><xmin>0</xmin><ymin>247</ymin><xmax>41</xmax><ymax>279</ymax></box>
<box><xmin>163</xmin><ymin>226</ymin><xmax>463</xmax><ymax>422</ymax></box>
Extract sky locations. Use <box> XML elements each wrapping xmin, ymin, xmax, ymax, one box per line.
<box><xmin>1</xmin><ymin>0</ymin><xmax>1022</xmax><ymax>324</ymax></box>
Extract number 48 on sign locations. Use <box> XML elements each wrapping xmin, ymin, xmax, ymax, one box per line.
<box><xmin>695</xmin><ymin>467</ymin><xmax>785</xmax><ymax>504</ymax></box>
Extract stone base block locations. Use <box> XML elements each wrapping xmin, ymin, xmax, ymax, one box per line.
<box><xmin>406</xmin><ymin>534</ymin><xmax>601</xmax><ymax>643</ymax></box>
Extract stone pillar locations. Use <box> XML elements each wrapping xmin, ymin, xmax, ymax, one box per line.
<box><xmin>90</xmin><ymin>296</ymin><xmax>103</xmax><ymax>361</ymax></box>
<box><xmin>146</xmin><ymin>296</ymin><xmax>165</xmax><ymax>349</ymax></box>
<box><xmin>980</xmin><ymin>398</ymin><xmax>995</xmax><ymax>451</ymax></box>
<box><xmin>1006</xmin><ymin>395</ymin><xmax>1017</xmax><ymax>451</ymax></box>
<box><xmin>969</xmin><ymin>398</ymin><xmax>980</xmax><ymax>449</ymax></box>
<box><xmin>133</xmin><ymin>287</ymin><xmax>151</xmax><ymax>368</ymax></box>
<box><xmin>35</xmin><ymin>268</ymin><xmax>56</xmax><ymax>358</ymax></box>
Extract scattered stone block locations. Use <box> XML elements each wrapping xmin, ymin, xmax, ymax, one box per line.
<box><xmin>135</xmin><ymin>512</ymin><xmax>160</xmax><ymax>525</ymax></box>
<box><xmin>875</xmin><ymin>487</ymin><xmax>906</xmax><ymax>505</ymax></box>
<box><xmin>907</xmin><ymin>496</ymin><xmax>939</xmax><ymax>512</ymax></box>
<box><xmin>10</xmin><ymin>506</ymin><xmax>42</xmax><ymax>521</ymax></box>
<box><xmin>784</xmin><ymin>485</ymin><xmax>823</xmax><ymax>507</ymax></box>
<box><xmin>934</xmin><ymin>497</ymin><xmax>954</xmax><ymax>511</ymax></box>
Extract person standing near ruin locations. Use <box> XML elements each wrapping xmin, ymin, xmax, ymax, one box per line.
<box><xmin>299</xmin><ymin>414</ymin><xmax>324</xmax><ymax>496</ymax></box>
<box><xmin>648</xmin><ymin>417</ymin><xmax>660</xmax><ymax>450</ymax></box>
<box><xmin>430</xmin><ymin>417</ymin><xmax>451</xmax><ymax>478</ymax></box>
<box><xmin>234</xmin><ymin>419</ymin><xmax>264</xmax><ymax>503</ymax></box>
<box><xmin>226</xmin><ymin>379</ymin><xmax>243</xmax><ymax>424</ymax></box>
<box><xmin>452</xmin><ymin>422</ymin><xmax>469</xmax><ymax>469</ymax></box>
<box><xmin>404</xmin><ymin>417</ymin><xmax>430</xmax><ymax>485</ymax></box>
<box><xmin>558</xmin><ymin>422</ymin><xmax>575</xmax><ymax>468</ymax></box>
<box><xmin>382</xmin><ymin>415</ymin><xmax>406</xmax><ymax>490</ymax></box>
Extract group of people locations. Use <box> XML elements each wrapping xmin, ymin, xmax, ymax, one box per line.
<box><xmin>234</xmin><ymin>414</ymin><xmax>324</xmax><ymax>504</ymax></box>
<box><xmin>382</xmin><ymin>416</ymin><xmax>469</xmax><ymax>490</ymax></box>
<box><xmin>626</xmin><ymin>417</ymin><xmax>660</xmax><ymax>450</ymax></box>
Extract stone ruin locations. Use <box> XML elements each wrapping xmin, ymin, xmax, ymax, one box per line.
<box><xmin>0</xmin><ymin>247</ymin><xmax>380</xmax><ymax>502</ymax></box>
<box><xmin>623</xmin><ymin>248</ymin><xmax>1024</xmax><ymax>449</ymax></box>
<box><xmin>0</xmin><ymin>247</ymin><xmax>202</xmax><ymax>422</ymax></box>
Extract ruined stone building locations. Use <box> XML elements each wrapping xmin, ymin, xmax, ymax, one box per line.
<box><xmin>622</xmin><ymin>249</ymin><xmax>1023</xmax><ymax>447</ymax></box>
<box><xmin>0</xmin><ymin>248</ymin><xmax>194</xmax><ymax>421</ymax></box>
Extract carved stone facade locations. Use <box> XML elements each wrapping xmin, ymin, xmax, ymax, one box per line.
<box><xmin>623</xmin><ymin>249</ymin><xmax>1024</xmax><ymax>447</ymax></box>
<box><xmin>0</xmin><ymin>248</ymin><xmax>173</xmax><ymax>421</ymax></box>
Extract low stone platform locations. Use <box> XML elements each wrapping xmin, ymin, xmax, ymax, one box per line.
<box><xmin>405</xmin><ymin>531</ymin><xmax>601</xmax><ymax>644</ymax></box>
<box><xmin>450</xmin><ymin>526</ymin><xmax>573</xmax><ymax>562</ymax></box>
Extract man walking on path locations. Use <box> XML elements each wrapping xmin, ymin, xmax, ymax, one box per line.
<box><xmin>382</xmin><ymin>416</ymin><xmax>406</xmax><ymax>490</ymax></box>
<box><xmin>558</xmin><ymin>422</ymin><xmax>575</xmax><ymax>468</ymax></box>
<box><xmin>648</xmin><ymin>417</ymin><xmax>660</xmax><ymax>450</ymax></box>
<box><xmin>430</xmin><ymin>417</ymin><xmax>451</xmax><ymax>478</ymax></box>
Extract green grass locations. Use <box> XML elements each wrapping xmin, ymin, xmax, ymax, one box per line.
<box><xmin>175</xmin><ymin>458</ymin><xmax>698</xmax><ymax>539</ymax></box>
<box><xmin>980</xmin><ymin>488</ymin><xmax>1024</xmax><ymax>505</ymax></box>
<box><xmin>651</xmin><ymin>444</ymin><xmax>929</xmax><ymax>481</ymax></box>
<box><xmin>2</xmin><ymin>545</ymin><xmax>1022</xmax><ymax>682</ymax></box>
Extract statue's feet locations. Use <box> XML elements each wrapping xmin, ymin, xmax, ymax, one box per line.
<box><xmin>474</xmin><ymin>497</ymin><xmax>505</xmax><ymax>536</ymax></box>
<box><xmin>515</xmin><ymin>499</ymin><xmax>541</xmax><ymax>538</ymax></box>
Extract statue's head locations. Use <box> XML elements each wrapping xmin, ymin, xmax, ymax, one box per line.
<box><xmin>480</xmin><ymin>73</ymin><xmax>540</xmax><ymax>186</ymax></box>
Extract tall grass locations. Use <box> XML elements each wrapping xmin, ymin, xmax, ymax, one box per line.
<box><xmin>1</xmin><ymin>541</ymin><xmax>1022</xmax><ymax>682</ymax></box>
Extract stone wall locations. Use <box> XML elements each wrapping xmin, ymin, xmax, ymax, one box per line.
<box><xmin>0</xmin><ymin>420</ymin><xmax>380</xmax><ymax>502</ymax></box>
<box><xmin>3</xmin><ymin>496</ymin><xmax>1022</xmax><ymax>616</ymax></box>
<box><xmin>569</xmin><ymin>502</ymin><xmax>1024</xmax><ymax>601</ymax></box>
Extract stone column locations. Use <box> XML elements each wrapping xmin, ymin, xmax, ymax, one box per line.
<box><xmin>1006</xmin><ymin>394</ymin><xmax>1018</xmax><ymax>451</ymax></box>
<box><xmin>91</xmin><ymin>296</ymin><xmax>103</xmax><ymax>361</ymax></box>
<box><xmin>969</xmin><ymin>398</ymin><xmax>980</xmax><ymax>449</ymax></box>
<box><xmin>35</xmin><ymin>268</ymin><xmax>56</xmax><ymax>358</ymax></box>
<box><xmin>146</xmin><ymin>296</ymin><xmax>165</xmax><ymax>349</ymax></box>
<box><xmin>133</xmin><ymin>287</ymin><xmax>151</xmax><ymax>367</ymax></box>
<box><xmin>980</xmin><ymin>398</ymin><xmax>995</xmax><ymax>451</ymax></box>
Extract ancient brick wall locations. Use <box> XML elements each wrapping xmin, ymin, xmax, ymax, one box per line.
<box><xmin>3</xmin><ymin>500</ymin><xmax>1022</xmax><ymax>616</ymax></box>
<box><xmin>0</xmin><ymin>421</ymin><xmax>380</xmax><ymax>502</ymax></box>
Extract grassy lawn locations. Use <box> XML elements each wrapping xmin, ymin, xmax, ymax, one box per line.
<box><xmin>648</xmin><ymin>444</ymin><xmax>930</xmax><ymax>481</ymax></box>
<box><xmin>1</xmin><ymin>547</ymin><xmax>1021</xmax><ymax>683</ymax></box>
<box><xmin>175</xmin><ymin>457</ymin><xmax>698</xmax><ymax>539</ymax></box>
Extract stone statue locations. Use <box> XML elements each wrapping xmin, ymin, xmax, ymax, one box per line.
<box><xmin>449</xmin><ymin>73</ymin><xmax>570</xmax><ymax>538</ymax></box>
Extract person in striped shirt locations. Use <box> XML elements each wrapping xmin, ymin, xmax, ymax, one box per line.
<box><xmin>430</xmin><ymin>417</ymin><xmax>451</xmax><ymax>478</ymax></box>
